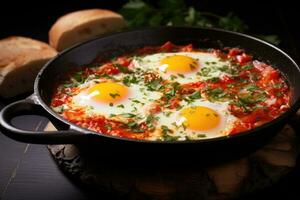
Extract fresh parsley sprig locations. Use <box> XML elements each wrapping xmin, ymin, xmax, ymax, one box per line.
<box><xmin>119</xmin><ymin>0</ymin><xmax>280</xmax><ymax>45</ymax></box>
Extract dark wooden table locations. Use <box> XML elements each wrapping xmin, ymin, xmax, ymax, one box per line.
<box><xmin>0</xmin><ymin>102</ymin><xmax>88</xmax><ymax>200</ymax></box>
<box><xmin>0</xmin><ymin>1</ymin><xmax>300</xmax><ymax>199</ymax></box>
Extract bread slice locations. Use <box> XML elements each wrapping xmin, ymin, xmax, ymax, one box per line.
<box><xmin>0</xmin><ymin>36</ymin><xmax>57</xmax><ymax>98</ymax></box>
<box><xmin>49</xmin><ymin>9</ymin><xmax>126</xmax><ymax>51</ymax></box>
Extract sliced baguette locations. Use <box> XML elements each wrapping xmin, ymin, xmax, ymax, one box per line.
<box><xmin>49</xmin><ymin>9</ymin><xmax>126</xmax><ymax>51</ymax></box>
<box><xmin>0</xmin><ymin>36</ymin><xmax>57</xmax><ymax>98</ymax></box>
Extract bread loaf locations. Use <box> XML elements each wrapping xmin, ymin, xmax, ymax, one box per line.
<box><xmin>49</xmin><ymin>9</ymin><xmax>126</xmax><ymax>51</ymax></box>
<box><xmin>0</xmin><ymin>36</ymin><xmax>57</xmax><ymax>98</ymax></box>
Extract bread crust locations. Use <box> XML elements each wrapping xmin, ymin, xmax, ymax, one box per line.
<box><xmin>0</xmin><ymin>36</ymin><xmax>57</xmax><ymax>98</ymax></box>
<box><xmin>49</xmin><ymin>9</ymin><xmax>126</xmax><ymax>51</ymax></box>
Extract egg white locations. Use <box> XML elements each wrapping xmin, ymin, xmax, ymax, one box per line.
<box><xmin>132</xmin><ymin>52</ymin><xmax>233</xmax><ymax>84</ymax></box>
<box><xmin>154</xmin><ymin>99</ymin><xmax>238</xmax><ymax>140</ymax></box>
<box><xmin>72</xmin><ymin>80</ymin><xmax>161</xmax><ymax>123</ymax></box>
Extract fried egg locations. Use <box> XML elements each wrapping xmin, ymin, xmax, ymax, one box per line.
<box><xmin>72</xmin><ymin>80</ymin><xmax>161</xmax><ymax>123</ymax></box>
<box><xmin>133</xmin><ymin>52</ymin><xmax>233</xmax><ymax>83</ymax></box>
<box><xmin>155</xmin><ymin>100</ymin><xmax>238</xmax><ymax>140</ymax></box>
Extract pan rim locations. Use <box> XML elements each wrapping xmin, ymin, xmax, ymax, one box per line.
<box><xmin>34</xmin><ymin>26</ymin><xmax>300</xmax><ymax>144</ymax></box>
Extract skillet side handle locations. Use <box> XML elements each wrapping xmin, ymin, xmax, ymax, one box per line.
<box><xmin>0</xmin><ymin>98</ymin><xmax>85</xmax><ymax>144</ymax></box>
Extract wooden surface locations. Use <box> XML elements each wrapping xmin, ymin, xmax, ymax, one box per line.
<box><xmin>0</xmin><ymin>101</ymin><xmax>86</xmax><ymax>200</ymax></box>
<box><xmin>46</xmin><ymin>123</ymin><xmax>299</xmax><ymax>200</ymax></box>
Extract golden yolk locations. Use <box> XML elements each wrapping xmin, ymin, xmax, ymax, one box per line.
<box><xmin>87</xmin><ymin>82</ymin><xmax>128</xmax><ymax>104</ymax></box>
<box><xmin>160</xmin><ymin>55</ymin><xmax>198</xmax><ymax>74</ymax></box>
<box><xmin>180</xmin><ymin>106</ymin><xmax>220</xmax><ymax>131</ymax></box>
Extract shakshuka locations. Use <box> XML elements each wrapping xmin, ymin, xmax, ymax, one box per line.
<box><xmin>50</xmin><ymin>42</ymin><xmax>291</xmax><ymax>141</ymax></box>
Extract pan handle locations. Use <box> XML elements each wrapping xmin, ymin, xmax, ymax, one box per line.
<box><xmin>0</xmin><ymin>96</ymin><xmax>87</xmax><ymax>144</ymax></box>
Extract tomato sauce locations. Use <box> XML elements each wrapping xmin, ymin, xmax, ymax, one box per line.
<box><xmin>50</xmin><ymin>42</ymin><xmax>291</xmax><ymax>140</ymax></box>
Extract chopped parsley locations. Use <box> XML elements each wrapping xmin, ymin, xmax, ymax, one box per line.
<box><xmin>227</xmin><ymin>83</ymin><xmax>235</xmax><ymax>88</ymax></box>
<box><xmin>132</xmin><ymin>128</ymin><xmax>145</xmax><ymax>133</ymax></box>
<box><xmin>123</xmin><ymin>75</ymin><xmax>139</xmax><ymax>86</ymax></box>
<box><xmin>245</xmin><ymin>84</ymin><xmax>260</xmax><ymax>92</ymax></box>
<box><xmin>161</xmin><ymin>125</ymin><xmax>172</xmax><ymax>134</ymax></box>
<box><xmin>206</xmin><ymin>88</ymin><xmax>226</xmax><ymax>100</ymax></box>
<box><xmin>105</xmin><ymin>124</ymin><xmax>112</xmax><ymax>130</ymax></box>
<box><xmin>207</xmin><ymin>77</ymin><xmax>220</xmax><ymax>83</ymax></box>
<box><xmin>146</xmin><ymin>78</ymin><xmax>163</xmax><ymax>91</ymax></box>
<box><xmin>178</xmin><ymin>74</ymin><xmax>185</xmax><ymax>78</ymax></box>
<box><xmin>165</xmin><ymin>82</ymin><xmax>181</xmax><ymax>100</ymax></box>
<box><xmin>170</xmin><ymin>74</ymin><xmax>177</xmax><ymax>80</ymax></box>
<box><xmin>161</xmin><ymin>125</ymin><xmax>179</xmax><ymax>141</ymax></box>
<box><xmin>63</xmin><ymin>82</ymin><xmax>79</xmax><ymax>88</ymax></box>
<box><xmin>189</xmin><ymin>63</ymin><xmax>197</xmax><ymax>70</ymax></box>
<box><xmin>73</xmin><ymin>71</ymin><xmax>85</xmax><ymax>83</ymax></box>
<box><xmin>276</xmin><ymin>92</ymin><xmax>283</xmax><ymax>97</ymax></box>
<box><xmin>120</xmin><ymin>113</ymin><xmax>136</xmax><ymax>118</ymax></box>
<box><xmin>127</xmin><ymin>121</ymin><xmax>138</xmax><ymax>127</ymax></box>
<box><xmin>146</xmin><ymin>114</ymin><xmax>157</xmax><ymax>129</ymax></box>
<box><xmin>113</xmin><ymin>63</ymin><xmax>131</xmax><ymax>73</ymax></box>
<box><xmin>164</xmin><ymin>111</ymin><xmax>172</xmax><ymax>117</ymax></box>
<box><xmin>190</xmin><ymin>91</ymin><xmax>201</xmax><ymax>99</ymax></box>
<box><xmin>273</xmin><ymin>83</ymin><xmax>283</xmax><ymax>89</ymax></box>
<box><xmin>109</xmin><ymin>93</ymin><xmax>120</xmax><ymax>99</ymax></box>
<box><xmin>199</xmin><ymin>67</ymin><xmax>211</xmax><ymax>76</ymax></box>
<box><xmin>197</xmin><ymin>134</ymin><xmax>207</xmax><ymax>138</ymax></box>
<box><xmin>242</xmin><ymin>65</ymin><xmax>254</xmax><ymax>70</ymax></box>
<box><xmin>220</xmin><ymin>65</ymin><xmax>238</xmax><ymax>75</ymax></box>
<box><xmin>127</xmin><ymin>121</ymin><xmax>144</xmax><ymax>133</ymax></box>
<box><xmin>117</xmin><ymin>104</ymin><xmax>125</xmax><ymax>108</ymax></box>
<box><xmin>131</xmin><ymin>99</ymin><xmax>141</xmax><ymax>104</ymax></box>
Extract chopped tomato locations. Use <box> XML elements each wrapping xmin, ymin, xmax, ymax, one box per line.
<box><xmin>253</xmin><ymin>60</ymin><xmax>268</xmax><ymax>71</ymax></box>
<box><xmin>63</xmin><ymin>109</ymin><xmax>85</xmax><ymax>121</ymax></box>
<box><xmin>220</xmin><ymin>75</ymin><xmax>234</xmax><ymax>84</ymax></box>
<box><xmin>228</xmin><ymin>48</ymin><xmax>243</xmax><ymax>57</ymax></box>
<box><xmin>149</xmin><ymin>104</ymin><xmax>162</xmax><ymax>113</ymax></box>
<box><xmin>168</xmin><ymin>98</ymin><xmax>180</xmax><ymax>109</ymax></box>
<box><xmin>180</xmin><ymin>44</ymin><xmax>193</xmax><ymax>52</ymax></box>
<box><xmin>230</xmin><ymin>121</ymin><xmax>253</xmax><ymax>135</ymax></box>
<box><xmin>116</xmin><ymin>57</ymin><xmax>131</xmax><ymax>67</ymax></box>
<box><xmin>51</xmin><ymin>99</ymin><xmax>64</xmax><ymax>107</ymax></box>
<box><xmin>83</xmin><ymin>67</ymin><xmax>94</xmax><ymax>76</ymax></box>
<box><xmin>236</xmin><ymin>53</ymin><xmax>253</xmax><ymax>64</ymax></box>
<box><xmin>160</xmin><ymin>41</ymin><xmax>175</xmax><ymax>52</ymax></box>
<box><xmin>183</xmin><ymin>81</ymin><xmax>206</xmax><ymax>89</ymax></box>
<box><xmin>269</xmin><ymin>70</ymin><xmax>280</xmax><ymax>79</ymax></box>
<box><xmin>98</xmin><ymin>63</ymin><xmax>120</xmax><ymax>75</ymax></box>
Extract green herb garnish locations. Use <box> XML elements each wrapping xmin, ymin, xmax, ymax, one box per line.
<box><xmin>146</xmin><ymin>78</ymin><xmax>163</xmax><ymax>91</ymax></box>
<box><xmin>113</xmin><ymin>63</ymin><xmax>131</xmax><ymax>73</ymax></box>
<box><xmin>123</xmin><ymin>75</ymin><xmax>139</xmax><ymax>86</ymax></box>
<box><xmin>273</xmin><ymin>83</ymin><xmax>283</xmax><ymax>89</ymax></box>
<box><xmin>189</xmin><ymin>91</ymin><xmax>201</xmax><ymax>99</ymax></box>
<box><xmin>105</xmin><ymin>124</ymin><xmax>112</xmax><ymax>130</ymax></box>
<box><xmin>117</xmin><ymin>104</ymin><xmax>125</xmax><ymax>108</ymax></box>
<box><xmin>242</xmin><ymin>65</ymin><xmax>254</xmax><ymax>70</ymax></box>
<box><xmin>109</xmin><ymin>93</ymin><xmax>120</xmax><ymax>99</ymax></box>
<box><xmin>120</xmin><ymin>113</ymin><xmax>136</xmax><ymax>118</ymax></box>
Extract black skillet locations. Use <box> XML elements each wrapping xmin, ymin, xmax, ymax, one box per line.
<box><xmin>0</xmin><ymin>27</ymin><xmax>300</xmax><ymax>159</ymax></box>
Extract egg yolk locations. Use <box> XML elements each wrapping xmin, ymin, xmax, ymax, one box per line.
<box><xmin>180</xmin><ymin>106</ymin><xmax>220</xmax><ymax>131</ymax></box>
<box><xmin>87</xmin><ymin>82</ymin><xmax>128</xmax><ymax>104</ymax></box>
<box><xmin>160</xmin><ymin>55</ymin><xmax>198</xmax><ymax>74</ymax></box>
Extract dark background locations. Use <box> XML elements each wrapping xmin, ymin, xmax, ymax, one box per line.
<box><xmin>0</xmin><ymin>0</ymin><xmax>299</xmax><ymax>63</ymax></box>
<box><xmin>0</xmin><ymin>0</ymin><xmax>300</xmax><ymax>199</ymax></box>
